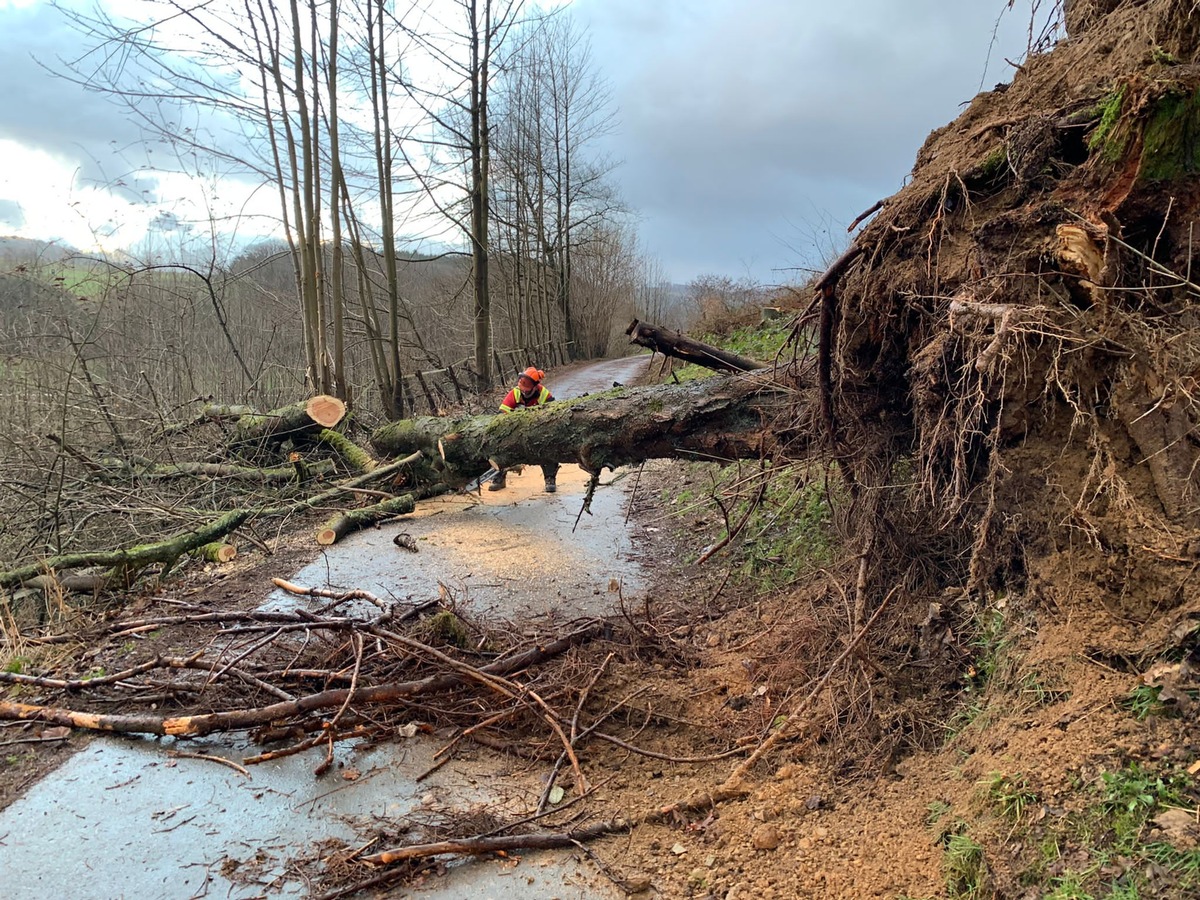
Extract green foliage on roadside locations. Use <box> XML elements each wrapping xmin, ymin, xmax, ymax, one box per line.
<box><xmin>945</xmin><ymin>602</ymin><xmax>1020</xmax><ymax>740</ymax></box>
<box><xmin>981</xmin><ymin>771</ymin><xmax>1038</xmax><ymax>824</ymax></box>
<box><xmin>732</xmin><ymin>468</ymin><xmax>836</xmax><ymax>591</ymax></box>
<box><xmin>1124</xmin><ymin>682</ymin><xmax>1171</xmax><ymax>720</ymax></box>
<box><xmin>662</xmin><ymin>460</ymin><xmax>838</xmax><ymax>590</ymax></box>
<box><xmin>1097</xmin><ymin>763</ymin><xmax>1188</xmax><ymax>851</ymax></box>
<box><xmin>956</xmin><ymin>757</ymin><xmax>1200</xmax><ymax>899</ymax></box>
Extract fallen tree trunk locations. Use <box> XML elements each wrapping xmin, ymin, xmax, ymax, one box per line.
<box><xmin>625</xmin><ymin>319</ymin><xmax>768</xmax><ymax>373</ymax></box>
<box><xmin>0</xmin><ymin>509</ymin><xmax>252</xmax><ymax>590</ymax></box>
<box><xmin>98</xmin><ymin>458</ymin><xmax>336</xmax><ymax>483</ymax></box>
<box><xmin>371</xmin><ymin>371</ymin><xmax>800</xmax><ymax>480</ymax></box>
<box><xmin>0</xmin><ymin>620</ymin><xmax>608</xmax><ymax>737</ymax></box>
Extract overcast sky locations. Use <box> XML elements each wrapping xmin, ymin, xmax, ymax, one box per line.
<box><xmin>0</xmin><ymin>0</ymin><xmax>1041</xmax><ymax>285</ymax></box>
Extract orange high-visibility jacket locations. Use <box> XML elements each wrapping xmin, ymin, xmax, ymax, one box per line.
<box><xmin>498</xmin><ymin>384</ymin><xmax>553</xmax><ymax>413</ymax></box>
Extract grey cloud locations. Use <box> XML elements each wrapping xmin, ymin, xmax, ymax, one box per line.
<box><xmin>0</xmin><ymin>200</ymin><xmax>26</xmax><ymax>229</ymax></box>
<box><xmin>569</xmin><ymin>0</ymin><xmax>1036</xmax><ymax>281</ymax></box>
<box><xmin>1</xmin><ymin>4</ymin><xmax>253</xmax><ymax>202</ymax></box>
<box><xmin>0</xmin><ymin>5</ymin><xmax>146</xmax><ymax>160</ymax></box>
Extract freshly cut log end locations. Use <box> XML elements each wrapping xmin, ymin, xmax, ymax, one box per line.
<box><xmin>316</xmin><ymin>495</ymin><xmax>417</xmax><ymax>546</ymax></box>
<box><xmin>210</xmin><ymin>543</ymin><xmax>237</xmax><ymax>563</ymax></box>
<box><xmin>306</xmin><ymin>395</ymin><xmax>347</xmax><ymax>428</ymax></box>
<box><xmin>193</xmin><ymin>541</ymin><xmax>237</xmax><ymax>564</ymax></box>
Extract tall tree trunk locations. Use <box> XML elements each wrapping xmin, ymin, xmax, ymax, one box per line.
<box><xmin>327</xmin><ymin>0</ymin><xmax>348</xmax><ymax>402</ymax></box>
<box><xmin>469</xmin><ymin>0</ymin><xmax>493</xmax><ymax>389</ymax></box>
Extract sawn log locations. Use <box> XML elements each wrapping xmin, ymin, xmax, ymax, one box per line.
<box><xmin>232</xmin><ymin>395</ymin><xmax>347</xmax><ymax>447</ymax></box>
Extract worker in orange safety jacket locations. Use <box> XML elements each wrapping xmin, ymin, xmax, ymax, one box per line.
<box><xmin>490</xmin><ymin>366</ymin><xmax>560</xmax><ymax>493</ymax></box>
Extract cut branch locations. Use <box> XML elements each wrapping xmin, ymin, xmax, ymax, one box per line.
<box><xmin>316</xmin><ymin>495</ymin><xmax>417</xmax><ymax>546</ymax></box>
<box><xmin>362</xmin><ymin>819</ymin><xmax>630</xmax><ymax>866</ymax></box>
<box><xmin>232</xmin><ymin>395</ymin><xmax>347</xmax><ymax>447</ymax></box>
<box><xmin>0</xmin><ymin>621</ymin><xmax>609</xmax><ymax>737</ymax></box>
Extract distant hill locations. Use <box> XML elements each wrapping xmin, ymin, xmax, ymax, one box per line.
<box><xmin>0</xmin><ymin>236</ymin><xmax>79</xmax><ymax>264</ymax></box>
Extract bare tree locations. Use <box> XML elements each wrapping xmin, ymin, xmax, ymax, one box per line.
<box><xmin>491</xmin><ymin>13</ymin><xmax>620</xmax><ymax>361</ymax></box>
<box><xmin>389</xmin><ymin>0</ymin><xmax>533</xmax><ymax>388</ymax></box>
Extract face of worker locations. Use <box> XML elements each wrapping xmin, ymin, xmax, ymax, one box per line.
<box><xmin>517</xmin><ymin>376</ymin><xmax>537</xmax><ymax>396</ymax></box>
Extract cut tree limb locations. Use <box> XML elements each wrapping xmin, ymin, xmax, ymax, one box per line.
<box><xmin>100</xmin><ymin>459</ymin><xmax>336</xmax><ymax>483</ymax></box>
<box><xmin>0</xmin><ymin>620</ymin><xmax>609</xmax><ymax>736</ymax></box>
<box><xmin>371</xmin><ymin>372</ymin><xmax>798</xmax><ymax>480</ymax></box>
<box><xmin>0</xmin><ymin>509</ymin><xmax>252</xmax><ymax>590</ymax></box>
<box><xmin>317</xmin><ymin>428</ymin><xmax>379</xmax><ymax>473</ymax></box>
<box><xmin>191</xmin><ymin>542</ymin><xmax>237</xmax><ymax>563</ymax></box>
<box><xmin>0</xmin><ymin>453</ymin><xmax>426</xmax><ymax>588</ymax></box>
<box><xmin>625</xmin><ymin>319</ymin><xmax>767</xmax><ymax>373</ymax></box>
<box><xmin>316</xmin><ymin>495</ymin><xmax>417</xmax><ymax>545</ymax></box>
<box><xmin>362</xmin><ymin>819</ymin><xmax>630</xmax><ymax>866</ymax></box>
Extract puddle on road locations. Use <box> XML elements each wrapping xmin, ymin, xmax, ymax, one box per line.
<box><xmin>267</xmin><ymin>462</ymin><xmax>647</xmax><ymax>622</ymax></box>
<box><xmin>0</xmin><ymin>456</ymin><xmax>646</xmax><ymax>899</ymax></box>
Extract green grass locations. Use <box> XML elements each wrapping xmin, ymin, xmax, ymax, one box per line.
<box><xmin>945</xmin><ymin>602</ymin><xmax>1023</xmax><ymax>741</ymax></box>
<box><xmin>927</xmin><ymin>799</ymin><xmax>952</xmax><ymax>827</ymax></box>
<box><xmin>732</xmin><ymin>469</ymin><xmax>836</xmax><ymax>590</ymax></box>
<box><xmin>1088</xmin><ymin>84</ymin><xmax>1129</xmax><ymax>161</ymax></box>
<box><xmin>981</xmin><ymin>771</ymin><xmax>1038</xmax><ymax>824</ymax></box>
<box><xmin>944</xmin><ymin>831</ymin><xmax>988</xmax><ymax>899</ymax></box>
<box><xmin>1124</xmin><ymin>683</ymin><xmax>1171</xmax><ymax>720</ymax></box>
<box><xmin>1043</xmin><ymin>872</ymin><xmax>1095</xmax><ymax>899</ymax></box>
<box><xmin>670</xmin><ymin>317</ymin><xmax>796</xmax><ymax>382</ymax></box>
<box><xmin>1097</xmin><ymin>763</ymin><xmax>1187</xmax><ymax>851</ymax></box>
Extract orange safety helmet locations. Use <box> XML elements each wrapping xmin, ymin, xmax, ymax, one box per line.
<box><xmin>519</xmin><ymin>366</ymin><xmax>544</xmax><ymax>385</ymax></box>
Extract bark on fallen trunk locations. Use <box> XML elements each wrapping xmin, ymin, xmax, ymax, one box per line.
<box><xmin>371</xmin><ymin>372</ymin><xmax>798</xmax><ymax>479</ymax></box>
<box><xmin>191</xmin><ymin>542</ymin><xmax>237</xmax><ymax>563</ymax></box>
<box><xmin>0</xmin><ymin>453</ymin><xmax>427</xmax><ymax>589</ymax></box>
<box><xmin>0</xmin><ymin>509</ymin><xmax>252</xmax><ymax>589</ymax></box>
<box><xmin>99</xmin><ymin>459</ymin><xmax>336</xmax><ymax>483</ymax></box>
<box><xmin>626</xmin><ymin>319</ymin><xmax>768</xmax><ymax>373</ymax></box>
<box><xmin>317</xmin><ymin>429</ymin><xmax>379</xmax><ymax>474</ymax></box>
